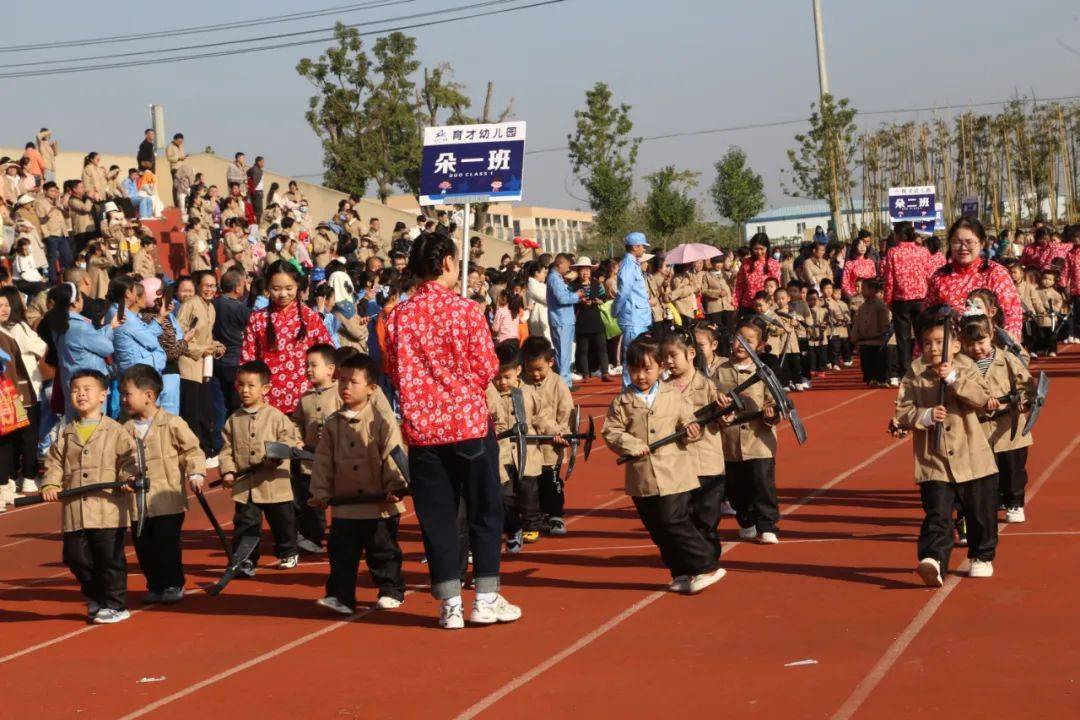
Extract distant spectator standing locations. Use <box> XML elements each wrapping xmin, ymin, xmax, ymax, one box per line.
<box><xmin>21</xmin><ymin>142</ymin><xmax>46</xmax><ymax>186</ymax></box>
<box><xmin>35</xmin><ymin>182</ymin><xmax>71</xmax><ymax>284</ymax></box>
<box><xmin>35</xmin><ymin>129</ymin><xmax>58</xmax><ymax>182</ymax></box>
<box><xmin>137</xmin><ymin>129</ymin><xmax>156</xmax><ymax>172</ymax></box>
<box><xmin>227</xmin><ymin>152</ymin><xmax>247</xmax><ymax>195</ymax></box>
<box><xmin>247</xmin><ymin>155</ymin><xmax>266</xmax><ymax>221</ymax></box>
<box><xmin>165</xmin><ymin>133</ymin><xmax>188</xmax><ymax>208</ymax></box>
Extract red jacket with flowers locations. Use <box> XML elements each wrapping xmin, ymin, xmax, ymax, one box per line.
<box><xmin>923</xmin><ymin>260</ymin><xmax>1023</xmax><ymax>340</ymax></box>
<box><xmin>1066</xmin><ymin>246</ymin><xmax>1080</xmax><ymax>296</ymax></box>
<box><xmin>241</xmin><ymin>301</ymin><xmax>332</xmax><ymax>413</ymax></box>
<box><xmin>840</xmin><ymin>256</ymin><xmax>877</xmax><ymax>298</ymax></box>
<box><xmin>880</xmin><ymin>241</ymin><xmax>932</xmax><ymax>304</ymax></box>
<box><xmin>385</xmin><ymin>281</ymin><xmax>499</xmax><ymax>447</ymax></box>
<box><xmin>733</xmin><ymin>257</ymin><xmax>781</xmax><ymax>310</ymax></box>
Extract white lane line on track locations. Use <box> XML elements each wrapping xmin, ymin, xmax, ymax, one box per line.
<box><xmin>828</xmin><ymin>432</ymin><xmax>1080</xmax><ymax>720</ymax></box>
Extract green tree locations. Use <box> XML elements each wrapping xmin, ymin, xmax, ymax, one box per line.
<box><xmin>644</xmin><ymin>166</ymin><xmax>698</xmax><ymax>249</ymax></box>
<box><xmin>784</xmin><ymin>93</ymin><xmax>858</xmax><ymax>240</ymax></box>
<box><xmin>567</xmin><ymin>82</ymin><xmax>641</xmax><ymax>238</ymax></box>
<box><xmin>711</xmin><ymin>147</ymin><xmax>765</xmax><ymax>227</ymax></box>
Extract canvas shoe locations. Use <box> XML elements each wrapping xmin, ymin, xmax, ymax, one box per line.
<box><xmin>688</xmin><ymin>567</ymin><xmax>727</xmax><ymax>594</ymax></box>
<box><xmin>376</xmin><ymin>595</ymin><xmax>403</xmax><ymax>610</ymax></box>
<box><xmin>317</xmin><ymin>596</ymin><xmax>354</xmax><ymax>615</ymax></box>
<box><xmin>439</xmin><ymin>600</ymin><xmax>465</xmax><ymax>629</ymax></box>
<box><xmin>204</xmin><ymin>455</ymin><xmax>220</xmax><ymax>469</ymax></box>
<box><xmin>238</xmin><ymin>559</ymin><xmax>257</xmax><ymax>578</ymax></box>
<box><xmin>297</xmin><ymin>535</ymin><xmax>324</xmax><ymax>554</ymax></box>
<box><xmin>737</xmin><ymin>526</ymin><xmax>758</xmax><ymax>540</ymax></box>
<box><xmin>547</xmin><ymin>517</ymin><xmax>567</xmax><ymax>536</ymax></box>
<box><xmin>758</xmin><ymin>531</ymin><xmax>780</xmax><ymax>545</ymax></box>
<box><xmin>470</xmin><ymin>594</ymin><xmax>522</xmax><ymax>624</ymax></box>
<box><xmin>276</xmin><ymin>554</ymin><xmax>299</xmax><ymax>569</ymax></box>
<box><xmin>93</xmin><ymin>608</ymin><xmax>131</xmax><ymax>624</ymax></box>
<box><xmin>522</xmin><ymin>530</ymin><xmax>540</xmax><ymax>544</ymax></box>
<box><xmin>968</xmin><ymin>559</ymin><xmax>994</xmax><ymax>578</ymax></box>
<box><xmin>719</xmin><ymin>500</ymin><xmax>736</xmax><ymax>516</ymax></box>
<box><xmin>889</xmin><ymin>377</ymin><xmax>900</xmax><ymax>387</ymax></box>
<box><xmin>916</xmin><ymin>557</ymin><xmax>943</xmax><ymax>587</ymax></box>
<box><xmin>668</xmin><ymin>575</ymin><xmax>691</xmax><ymax>593</ymax></box>
<box><xmin>1</xmin><ymin>482</ymin><xmax>16</xmax><ymax>506</ymax></box>
<box><xmin>19</xmin><ymin>477</ymin><xmax>38</xmax><ymax>494</ymax></box>
<box><xmin>1005</xmin><ymin>506</ymin><xmax>1026</xmax><ymax>523</ymax></box>
<box><xmin>161</xmin><ymin>587</ymin><xmax>184</xmax><ymax>604</ymax></box>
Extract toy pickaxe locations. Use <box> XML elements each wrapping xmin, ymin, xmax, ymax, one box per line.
<box><xmin>494</xmin><ymin>388</ymin><xmax>530</xmax><ymax>474</ymax></box>
<box><xmin>545</xmin><ymin>407</ymin><xmax>596</xmax><ymax>482</ymax></box>
<box><xmin>1022</xmin><ymin>371</ymin><xmax>1049</xmax><ymax>436</ymax></box>
<box><xmin>932</xmin><ymin>306</ymin><xmax>953</xmax><ymax>453</ymax></box>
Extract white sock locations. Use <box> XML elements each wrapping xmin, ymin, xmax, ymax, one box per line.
<box><xmin>476</xmin><ymin>591</ymin><xmax>497</xmax><ymax>604</ymax></box>
<box><xmin>442</xmin><ymin>596</ymin><xmax>462</xmax><ymax>609</ymax></box>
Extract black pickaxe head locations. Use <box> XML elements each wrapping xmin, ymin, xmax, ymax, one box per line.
<box><xmin>565</xmin><ymin>406</ymin><xmax>581</xmax><ymax>481</ymax></box>
<box><xmin>264</xmin><ymin>441</ymin><xmax>314</xmax><ymax>462</ymax></box>
<box><xmin>1022</xmin><ymin>371</ymin><xmax>1049</xmax><ymax>436</ymax></box>
<box><xmin>582</xmin><ymin>415</ymin><xmax>596</xmax><ymax>460</ymax></box>
<box><xmin>510</xmin><ymin>387</ymin><xmax>529</xmax><ymax>474</ymax></box>
<box><xmin>995</xmin><ymin>326</ymin><xmax>1028</xmax><ymax>367</ymax></box>
<box><xmin>734</xmin><ymin>333</ymin><xmax>807</xmax><ymax>445</ymax></box>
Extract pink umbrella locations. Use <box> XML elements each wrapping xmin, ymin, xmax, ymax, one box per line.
<box><xmin>664</xmin><ymin>242</ymin><xmax>722</xmax><ymax>265</ymax></box>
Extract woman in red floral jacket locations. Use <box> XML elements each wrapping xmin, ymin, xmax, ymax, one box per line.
<box><xmin>733</xmin><ymin>232</ymin><xmax>781</xmax><ymax>311</ymax></box>
<box><xmin>241</xmin><ymin>261</ymin><xmax>332</xmax><ymax>414</ymax></box>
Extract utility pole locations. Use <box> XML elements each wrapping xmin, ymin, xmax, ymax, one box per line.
<box><xmin>812</xmin><ymin>0</ymin><xmax>845</xmax><ymax>241</ymax></box>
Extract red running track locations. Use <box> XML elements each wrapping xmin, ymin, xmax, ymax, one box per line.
<box><xmin>1</xmin><ymin>352</ymin><xmax>1078</xmax><ymax>719</ymax></box>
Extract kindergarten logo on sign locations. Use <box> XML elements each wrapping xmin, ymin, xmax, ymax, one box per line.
<box><xmin>419</xmin><ymin>121</ymin><xmax>526</xmax><ymax>206</ymax></box>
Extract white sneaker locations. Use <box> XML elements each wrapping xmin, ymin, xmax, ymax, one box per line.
<box><xmin>1005</xmin><ymin>506</ymin><xmax>1026</xmax><ymax>523</ymax></box>
<box><xmin>297</xmin><ymin>536</ymin><xmax>324</xmax><ymax>554</ymax></box>
<box><xmin>93</xmin><ymin>608</ymin><xmax>131</xmax><ymax>624</ymax></box>
<box><xmin>668</xmin><ymin>575</ymin><xmax>691</xmax><ymax>593</ymax></box>
<box><xmin>608</xmin><ymin>365</ymin><xmax>622</xmax><ymax>374</ymax></box>
<box><xmin>276</xmin><ymin>554</ymin><xmax>299</xmax><ymax>569</ymax></box>
<box><xmin>87</xmin><ymin>600</ymin><xmax>101</xmax><ymax>619</ymax></box>
<box><xmin>1</xmin><ymin>482</ymin><xmax>16</xmax><ymax>506</ymax></box>
<box><xmin>547</xmin><ymin>517</ymin><xmax>567</xmax><ymax>536</ymax></box>
<box><xmin>688</xmin><ymin>567</ymin><xmax>727</xmax><ymax>594</ymax></box>
<box><xmin>506</xmin><ymin>529</ymin><xmax>524</xmax><ymax>554</ymax></box>
<box><xmin>470</xmin><ymin>594</ymin><xmax>522</xmax><ymax>624</ymax></box>
<box><xmin>843</xmin><ymin>360</ymin><xmax>854</xmax><ymax>367</ymax></box>
<box><xmin>376</xmin><ymin>595</ymin><xmax>403</xmax><ymax>610</ymax></box>
<box><xmin>19</xmin><ymin>477</ymin><xmax>38</xmax><ymax>494</ymax></box>
<box><xmin>1049</xmin><ymin>352</ymin><xmax>1058</xmax><ymax>358</ymax></box>
<box><xmin>758</xmin><ymin>531</ymin><xmax>779</xmax><ymax>545</ymax></box>
<box><xmin>889</xmin><ymin>377</ymin><xmax>900</xmax><ymax>387</ymax></box>
<box><xmin>916</xmin><ymin>557</ymin><xmax>943</xmax><ymax>587</ymax></box>
<box><xmin>719</xmin><ymin>500</ymin><xmax>736</xmax><ymax>517</ymax></box>
<box><xmin>316</xmin><ymin>596</ymin><xmax>354</xmax><ymax>615</ymax></box>
<box><xmin>161</xmin><ymin>587</ymin><xmax>184</xmax><ymax>604</ymax></box>
<box><xmin>968</xmin><ymin>559</ymin><xmax>994</xmax><ymax>578</ymax></box>
<box><xmin>738</xmin><ymin>526</ymin><xmax>758</xmax><ymax>540</ymax></box>
<box><xmin>204</xmin><ymin>455</ymin><xmax>219</xmax><ymax>469</ymax></box>
<box><xmin>439</xmin><ymin>599</ymin><xmax>465</xmax><ymax>629</ymax></box>
<box><xmin>571</xmin><ymin>373</ymin><xmax>583</xmax><ymax>382</ymax></box>
<box><xmin>238</xmin><ymin>559</ymin><xmax>257</xmax><ymax>578</ymax></box>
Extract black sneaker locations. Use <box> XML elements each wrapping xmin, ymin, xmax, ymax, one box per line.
<box><xmin>238</xmin><ymin>559</ymin><xmax>257</xmax><ymax>578</ymax></box>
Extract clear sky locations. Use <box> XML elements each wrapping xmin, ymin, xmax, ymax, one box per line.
<box><xmin>2</xmin><ymin>0</ymin><xmax>1078</xmax><ymax>217</ymax></box>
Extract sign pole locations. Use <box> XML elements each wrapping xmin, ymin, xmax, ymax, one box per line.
<box><xmin>461</xmin><ymin>201</ymin><xmax>470</xmax><ymax>297</ymax></box>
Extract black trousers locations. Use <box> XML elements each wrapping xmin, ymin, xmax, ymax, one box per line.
<box><xmin>918</xmin><ymin>475</ymin><xmax>998</xmax><ymax>567</ymax></box>
<box><xmin>133</xmin><ymin>512</ymin><xmax>185</xmax><ymax>593</ymax></box>
<box><xmin>408</xmin><ymin>432</ymin><xmax>503</xmax><ymax>599</ymax></box>
<box><xmin>214</xmin><ymin>363</ymin><xmax>240</xmax><ymax>421</ymax></box>
<box><xmin>726</xmin><ymin>458</ymin><xmax>779</xmax><ymax>534</ymax></box>
<box><xmin>538</xmin><ymin>464</ymin><xmax>564</xmax><ymax>518</ymax></box>
<box><xmin>811</xmin><ymin>345</ymin><xmax>828</xmax><ymax>372</ymax></box>
<box><xmin>251</xmin><ymin>191</ymin><xmax>264</xmax><ymax>222</ymax></box>
<box><xmin>859</xmin><ymin>344</ymin><xmax>887</xmax><ymax>383</ymax></box>
<box><xmin>633</xmin><ymin>491</ymin><xmax>718</xmax><ymax>579</ymax></box>
<box><xmin>997</xmin><ymin>448</ymin><xmax>1029</xmax><ymax>508</ymax></box>
<box><xmin>63</xmin><ymin>527</ymin><xmax>127</xmax><ymax>610</ymax></box>
<box><xmin>292</xmin><ymin>472</ymin><xmax>327</xmax><ymax>545</ymax></box>
<box><xmin>891</xmin><ymin>299</ymin><xmax>923</xmax><ymax>375</ymax></box>
<box><xmin>798</xmin><ymin>338</ymin><xmax>812</xmax><ymax>379</ymax></box>
<box><xmin>708</xmin><ymin>310</ymin><xmax>737</xmax><ymax>357</ymax></box>
<box><xmin>180</xmin><ymin>379</ymin><xmax>213</xmax><ymax>455</ymax></box>
<box><xmin>232</xmin><ymin>500</ymin><xmax>298</xmax><ymax>564</ymax></box>
<box><xmin>326</xmin><ymin>516</ymin><xmax>405</xmax><ymax>607</ymax></box>
<box><xmin>501</xmin><ymin>478</ymin><xmax>521</xmax><ymax>537</ymax></box>
<box><xmin>1033</xmin><ymin>326</ymin><xmax>1058</xmax><ymax>355</ymax></box>
<box><xmin>501</xmin><ymin>466</ymin><xmax>543</xmax><ymax>533</ymax></box>
<box><xmin>781</xmin><ymin>354</ymin><xmax>804</xmax><ymax>385</ymax></box>
<box><xmin>886</xmin><ymin>344</ymin><xmax>901</xmax><ymax>380</ymax></box>
<box><xmin>692</xmin><ymin>475</ymin><xmax>725</xmax><ymax>562</ymax></box>
<box><xmin>575</xmin><ymin>330</ymin><xmax>609</xmax><ymax>377</ymax></box>
<box><xmin>829</xmin><ymin>336</ymin><xmax>852</xmax><ymax>365</ymax></box>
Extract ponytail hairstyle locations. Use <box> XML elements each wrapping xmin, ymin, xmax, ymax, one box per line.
<box><xmin>83</xmin><ymin>152</ymin><xmax>99</xmax><ymax>168</ymax></box>
<box><xmin>44</xmin><ymin>283</ymin><xmax>78</xmax><ymax>336</ymax></box>
<box><xmin>893</xmin><ymin>221</ymin><xmax>916</xmax><ymax>243</ymax></box>
<box><xmin>692</xmin><ymin>320</ymin><xmax>722</xmax><ymax>369</ymax></box>
<box><xmin>658</xmin><ymin>326</ymin><xmax>703</xmax><ymax>373</ymax></box>
<box><xmin>107</xmin><ymin>274</ymin><xmax>138</xmax><ymax>324</ymax></box>
<box><xmin>263</xmin><ymin>260</ymin><xmax>309</xmax><ymax>348</ymax></box>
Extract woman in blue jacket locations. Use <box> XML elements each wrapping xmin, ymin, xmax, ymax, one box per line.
<box><xmin>110</xmin><ymin>276</ymin><xmax>166</xmax><ymax>374</ymax></box>
<box><xmin>45</xmin><ymin>284</ymin><xmax>118</xmax><ymax>416</ymax></box>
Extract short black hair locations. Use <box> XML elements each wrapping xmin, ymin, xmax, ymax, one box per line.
<box><xmin>494</xmin><ymin>340</ymin><xmax>521</xmax><ymax>372</ymax></box>
<box><xmin>219</xmin><ymin>269</ymin><xmax>244</xmax><ymax>294</ymax></box>
<box><xmin>306</xmin><ymin>343</ymin><xmax>337</xmax><ymax>366</ymax></box>
<box><xmin>819</xmin><ymin>278</ymin><xmax>834</xmax><ymax>290</ymax></box>
<box><xmin>121</xmin><ymin>364</ymin><xmax>163</xmax><ymax>397</ymax></box>
<box><xmin>237</xmin><ymin>360</ymin><xmax>272</xmax><ymax>385</ymax></box>
<box><xmin>521</xmin><ymin>336</ymin><xmax>555</xmax><ymax>363</ymax></box>
<box><xmin>70</xmin><ymin>368</ymin><xmax>109</xmax><ymax>390</ymax></box>
<box><xmin>625</xmin><ymin>335</ymin><xmax>661</xmax><ymax>370</ymax></box>
<box><xmin>333</xmin><ymin>346</ymin><xmax>359</xmax><ymax>367</ymax></box>
<box><xmin>339</xmin><ymin>353</ymin><xmax>379</xmax><ymax>385</ymax></box>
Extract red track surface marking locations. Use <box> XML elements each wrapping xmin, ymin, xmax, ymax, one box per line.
<box><xmin>830</xmin><ymin>431</ymin><xmax>1080</xmax><ymax>720</ymax></box>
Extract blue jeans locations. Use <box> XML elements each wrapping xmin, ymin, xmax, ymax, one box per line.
<box><xmin>45</xmin><ymin>235</ymin><xmax>73</xmax><ymax>284</ymax></box>
<box><xmin>549</xmin><ymin>319</ymin><xmax>575</xmax><ymax>386</ymax></box>
<box><xmin>618</xmin><ymin>324</ymin><xmax>649</xmax><ymax>387</ymax></box>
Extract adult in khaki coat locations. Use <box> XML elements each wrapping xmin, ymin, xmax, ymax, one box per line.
<box><xmin>81</xmin><ymin>153</ymin><xmax>110</xmax><ymax>203</ymax></box>
<box><xmin>176</xmin><ymin>272</ymin><xmax>225</xmax><ymax>456</ymax></box>
<box><xmin>36</xmin><ymin>128</ymin><xmax>58</xmax><ymax>180</ymax></box>
<box><xmin>799</xmin><ymin>239</ymin><xmax>833</xmax><ymax>291</ymax></box>
<box><xmin>36</xmin><ymin>181</ymin><xmax>72</xmax><ymax>284</ymax></box>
